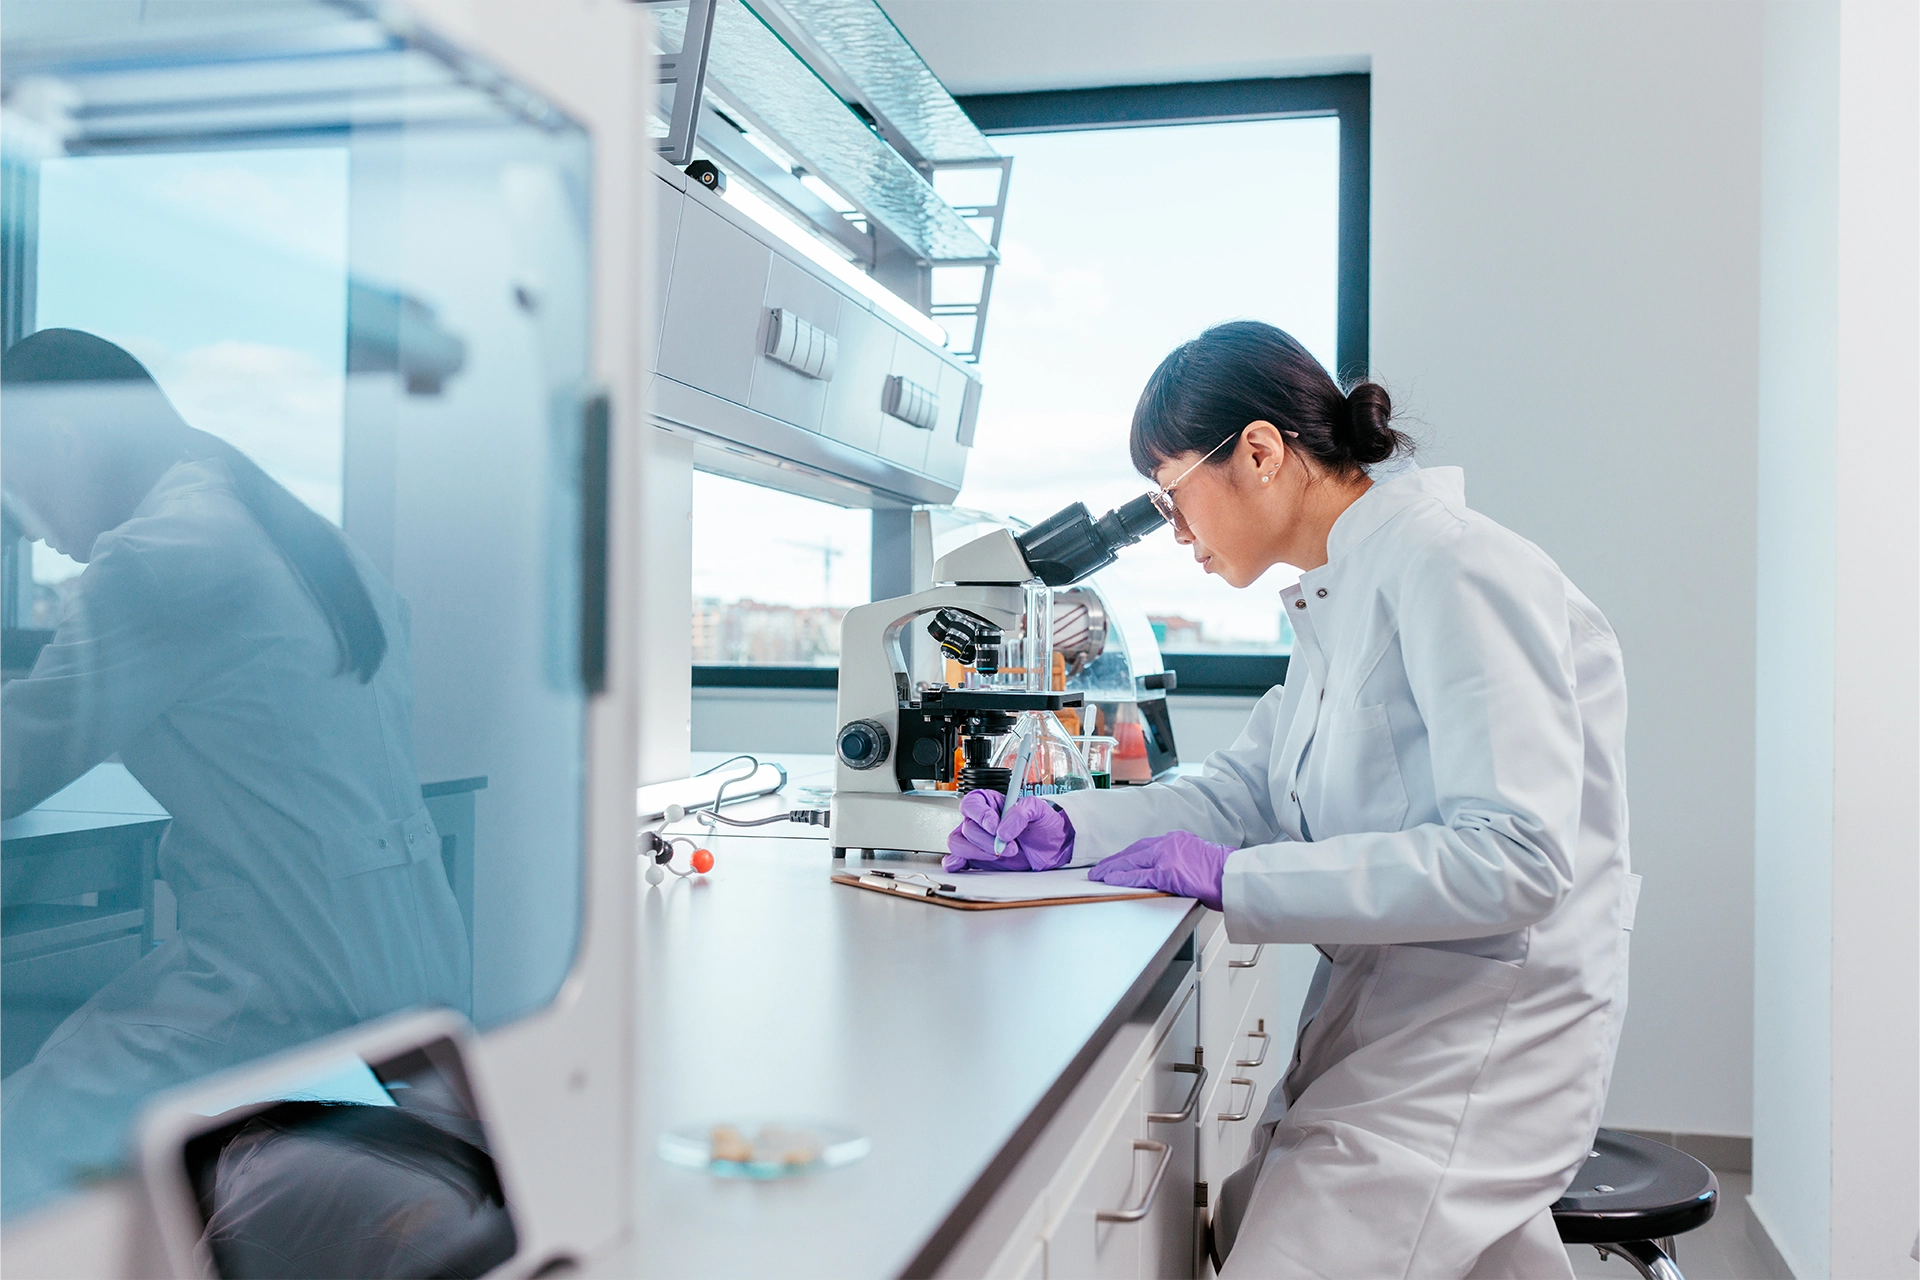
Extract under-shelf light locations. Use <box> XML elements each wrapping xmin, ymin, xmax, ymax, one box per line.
<box><xmin>722</xmin><ymin>180</ymin><xmax>950</xmax><ymax>349</ymax></box>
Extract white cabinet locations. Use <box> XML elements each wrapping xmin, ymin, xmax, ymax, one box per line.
<box><xmin>1139</xmin><ymin>989</ymin><xmax>1202</xmax><ymax>1280</ymax></box>
<box><xmin>1048</xmin><ymin>1101</ymin><xmax>1151</xmax><ymax>1280</ymax></box>
<box><xmin>1044</xmin><ymin>987</ymin><xmax>1199</xmax><ymax>1280</ymax></box>
<box><xmin>951</xmin><ymin>927</ymin><xmax>1324</xmax><ymax>1280</ymax></box>
<box><xmin>748</xmin><ymin>255</ymin><xmax>842</xmax><ymax>432</ymax></box>
<box><xmin>656</xmin><ymin>196</ymin><xmax>771</xmax><ymax>405</ymax></box>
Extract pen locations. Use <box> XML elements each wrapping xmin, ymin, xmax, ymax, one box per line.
<box><xmin>995</xmin><ymin>731</ymin><xmax>1039</xmax><ymax>855</ymax></box>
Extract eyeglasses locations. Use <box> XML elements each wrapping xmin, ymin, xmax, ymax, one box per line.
<box><xmin>1147</xmin><ymin>431</ymin><xmax>1240</xmax><ymax>532</ymax></box>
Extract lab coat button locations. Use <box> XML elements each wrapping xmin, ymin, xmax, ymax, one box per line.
<box><xmin>1294</xmin><ymin>599</ymin><xmax>1306</xmax><ymax>609</ymax></box>
<box><xmin>1316</xmin><ymin>587</ymin><xmax>1328</xmax><ymax>597</ymax></box>
<box><xmin>1290</xmin><ymin>791</ymin><xmax>1298</xmax><ymax>803</ymax></box>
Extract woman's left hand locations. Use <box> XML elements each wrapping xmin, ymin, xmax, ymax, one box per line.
<box><xmin>1088</xmin><ymin>832</ymin><xmax>1234</xmax><ymax>911</ymax></box>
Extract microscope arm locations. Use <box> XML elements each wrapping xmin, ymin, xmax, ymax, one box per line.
<box><xmin>835</xmin><ymin>584</ymin><xmax>1028</xmax><ymax>797</ymax></box>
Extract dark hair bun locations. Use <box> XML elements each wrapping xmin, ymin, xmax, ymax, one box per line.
<box><xmin>1340</xmin><ymin>381</ymin><xmax>1405</xmax><ymax>467</ymax></box>
<box><xmin>1128</xmin><ymin>320</ymin><xmax>1412</xmax><ymax>478</ymax></box>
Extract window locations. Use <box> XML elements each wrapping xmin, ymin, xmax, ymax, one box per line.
<box><xmin>952</xmin><ymin>76</ymin><xmax>1370</xmax><ymax>664</ymax></box>
<box><xmin>683</xmin><ymin>76</ymin><xmax>1369</xmax><ymax>693</ymax></box>
<box><xmin>690</xmin><ymin>472</ymin><xmax>871</xmax><ymax>666</ymax></box>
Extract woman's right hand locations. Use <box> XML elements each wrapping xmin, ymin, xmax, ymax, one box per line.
<box><xmin>944</xmin><ymin>790</ymin><xmax>1076</xmax><ymax>872</ymax></box>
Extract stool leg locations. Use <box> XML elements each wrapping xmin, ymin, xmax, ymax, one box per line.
<box><xmin>1614</xmin><ymin>1239</ymin><xmax>1684</xmax><ymax>1280</ymax></box>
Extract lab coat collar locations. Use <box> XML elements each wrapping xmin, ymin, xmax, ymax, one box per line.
<box><xmin>1322</xmin><ymin>465</ymin><xmax>1465</xmax><ymax>566</ymax></box>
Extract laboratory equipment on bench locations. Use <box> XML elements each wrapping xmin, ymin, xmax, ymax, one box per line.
<box><xmin>1072</xmin><ymin>736</ymin><xmax>1117</xmax><ymax>789</ymax></box>
<box><xmin>831</xmin><ymin>496</ymin><xmax>1164</xmax><ymax>858</ymax></box>
<box><xmin>1050</xmin><ymin>581</ymin><xmax>1181</xmax><ymax>781</ymax></box>
<box><xmin>639</xmin><ymin>831</ymin><xmax>715</xmax><ymax>885</ymax></box>
<box><xmin>925</xmin><ymin>508</ymin><xmax>1184</xmax><ymax>779</ymax></box>
<box><xmin>992</xmin><ymin>711</ymin><xmax>1096</xmax><ymax>839</ymax></box>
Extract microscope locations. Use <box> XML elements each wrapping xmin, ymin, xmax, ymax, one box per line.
<box><xmin>831</xmin><ymin>495</ymin><xmax>1165</xmax><ymax>859</ymax></box>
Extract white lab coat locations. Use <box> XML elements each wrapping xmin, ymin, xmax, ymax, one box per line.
<box><xmin>1</xmin><ymin>458</ymin><xmax>468</xmax><ymax>1214</ymax></box>
<box><xmin>1057</xmin><ymin>466</ymin><xmax>1637</xmax><ymax>1280</ymax></box>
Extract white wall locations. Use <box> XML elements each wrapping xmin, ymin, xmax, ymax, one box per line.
<box><xmin>1752</xmin><ymin>1</ymin><xmax>1837</xmax><ymax>1269</ymax></box>
<box><xmin>1750</xmin><ymin>3</ymin><xmax>1920</xmax><ymax>1277</ymax></box>
<box><xmin>886</xmin><ymin>0</ymin><xmax>1765</xmax><ymax>1139</ymax></box>
<box><xmin>1829</xmin><ymin>9</ymin><xmax>1919</xmax><ymax>1276</ymax></box>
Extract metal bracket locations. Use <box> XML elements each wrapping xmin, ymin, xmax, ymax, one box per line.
<box><xmin>929</xmin><ymin>155</ymin><xmax>1013</xmax><ymax>362</ymax></box>
<box><xmin>651</xmin><ymin>0</ymin><xmax>715</xmax><ymax>166</ymax></box>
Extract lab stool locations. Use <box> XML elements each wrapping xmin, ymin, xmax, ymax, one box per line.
<box><xmin>1552</xmin><ymin>1129</ymin><xmax>1718</xmax><ymax>1280</ymax></box>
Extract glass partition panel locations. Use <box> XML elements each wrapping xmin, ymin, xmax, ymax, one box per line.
<box><xmin>0</xmin><ymin>0</ymin><xmax>591</xmax><ymax>1219</ymax></box>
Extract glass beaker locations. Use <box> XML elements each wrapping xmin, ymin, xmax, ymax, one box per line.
<box><xmin>990</xmin><ymin>711</ymin><xmax>1094</xmax><ymax>801</ymax></box>
<box><xmin>1072</xmin><ymin>736</ymin><xmax>1117</xmax><ymax>789</ymax></box>
<box><xmin>1109</xmin><ymin>702</ymin><xmax>1154</xmax><ymax>784</ymax></box>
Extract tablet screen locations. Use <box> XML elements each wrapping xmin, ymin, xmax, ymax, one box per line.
<box><xmin>180</xmin><ymin>1037</ymin><xmax>517</xmax><ymax>1279</ymax></box>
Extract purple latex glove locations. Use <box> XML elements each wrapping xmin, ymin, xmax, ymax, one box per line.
<box><xmin>944</xmin><ymin>790</ymin><xmax>1076</xmax><ymax>872</ymax></box>
<box><xmin>1088</xmin><ymin>832</ymin><xmax>1233</xmax><ymax>911</ymax></box>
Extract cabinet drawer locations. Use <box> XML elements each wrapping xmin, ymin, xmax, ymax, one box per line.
<box><xmin>3</xmin><ymin>929</ymin><xmax>142</xmax><ymax>1002</ymax></box>
<box><xmin>1198</xmin><ymin>941</ymin><xmax>1262</xmax><ymax>1083</ymax></box>
<box><xmin>1198</xmin><ymin>991</ymin><xmax>1282</xmax><ymax>1186</ymax></box>
<box><xmin>1046</xmin><ymin>1090</ymin><xmax>1147</xmax><ymax>1280</ymax></box>
<box><xmin>747</xmin><ymin>255</ymin><xmax>841</xmax><ymax>432</ymax></box>
<box><xmin>656</xmin><ymin>197</ymin><xmax>771</xmax><ymax>405</ymax></box>
<box><xmin>1139</xmin><ymin>986</ymin><xmax>1199</xmax><ymax>1280</ymax></box>
<box><xmin>877</xmin><ymin>338</ymin><xmax>940</xmax><ymax>472</ymax></box>
<box><xmin>819</xmin><ymin>305</ymin><xmax>892</xmax><ymax>454</ymax></box>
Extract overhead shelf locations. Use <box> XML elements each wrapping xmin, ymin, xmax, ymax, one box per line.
<box><xmin>657</xmin><ymin>0</ymin><xmax>996</xmax><ymax>266</ymax></box>
<box><xmin>754</xmin><ymin>0</ymin><xmax>1001</xmax><ymax>165</ymax></box>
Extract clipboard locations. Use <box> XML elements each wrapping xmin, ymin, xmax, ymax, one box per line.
<box><xmin>831</xmin><ymin>867</ymin><xmax>1166</xmax><ymax>911</ymax></box>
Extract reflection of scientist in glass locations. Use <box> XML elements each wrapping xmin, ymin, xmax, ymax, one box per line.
<box><xmin>1</xmin><ymin>329</ymin><xmax>468</xmax><ymax>1209</ymax></box>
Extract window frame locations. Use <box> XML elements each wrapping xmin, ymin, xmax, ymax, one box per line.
<box><xmin>691</xmin><ymin>73</ymin><xmax>1368</xmax><ymax>700</ymax></box>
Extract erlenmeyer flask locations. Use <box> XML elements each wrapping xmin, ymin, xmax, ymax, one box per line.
<box><xmin>989</xmin><ymin>711</ymin><xmax>1094</xmax><ymax>800</ymax></box>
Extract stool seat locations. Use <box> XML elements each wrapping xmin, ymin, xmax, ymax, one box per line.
<box><xmin>1553</xmin><ymin>1129</ymin><xmax>1718</xmax><ymax>1245</ymax></box>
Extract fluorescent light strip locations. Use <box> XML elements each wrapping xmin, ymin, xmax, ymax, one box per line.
<box><xmin>721</xmin><ymin>181</ymin><xmax>950</xmax><ymax>349</ymax></box>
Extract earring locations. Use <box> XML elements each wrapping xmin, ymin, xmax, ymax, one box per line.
<box><xmin>1261</xmin><ymin>472</ymin><xmax>1274</xmax><ymax>484</ymax></box>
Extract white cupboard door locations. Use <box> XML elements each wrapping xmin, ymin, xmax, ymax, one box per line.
<box><xmin>1048</xmin><ymin>1110</ymin><xmax>1148</xmax><ymax>1280</ymax></box>
<box><xmin>1140</xmin><ymin>991</ymin><xmax>1200</xmax><ymax>1279</ymax></box>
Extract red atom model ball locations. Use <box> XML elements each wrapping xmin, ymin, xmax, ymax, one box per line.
<box><xmin>690</xmin><ymin>848</ymin><xmax>715</xmax><ymax>874</ymax></box>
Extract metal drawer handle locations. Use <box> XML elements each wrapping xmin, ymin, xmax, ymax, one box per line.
<box><xmin>1217</xmin><ymin>1077</ymin><xmax>1257</xmax><ymax>1123</ymax></box>
<box><xmin>1146</xmin><ymin>1061</ymin><xmax>1208</xmax><ymax>1123</ymax></box>
<box><xmin>1235</xmin><ymin>1027</ymin><xmax>1271</xmax><ymax>1068</ymax></box>
<box><xmin>1096</xmin><ymin>1139</ymin><xmax>1172</xmax><ymax>1223</ymax></box>
<box><xmin>1227</xmin><ymin>943</ymin><xmax>1266</xmax><ymax>969</ymax></box>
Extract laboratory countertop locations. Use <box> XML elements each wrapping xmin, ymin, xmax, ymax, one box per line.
<box><xmin>0</xmin><ymin>763</ymin><xmax>170</xmax><ymax>847</ymax></box>
<box><xmin>633</xmin><ymin>754</ymin><xmax>1204</xmax><ymax>1277</ymax></box>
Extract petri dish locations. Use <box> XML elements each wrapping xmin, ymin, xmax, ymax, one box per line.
<box><xmin>658</xmin><ymin>1119</ymin><xmax>870</xmax><ymax>1179</ymax></box>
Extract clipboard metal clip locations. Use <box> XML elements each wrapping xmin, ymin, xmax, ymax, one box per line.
<box><xmin>857</xmin><ymin>870</ymin><xmax>954</xmax><ymax>899</ymax></box>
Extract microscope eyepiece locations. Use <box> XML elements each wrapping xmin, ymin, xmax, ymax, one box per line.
<box><xmin>1095</xmin><ymin>493</ymin><xmax>1167</xmax><ymax>548</ymax></box>
<box><xmin>1015</xmin><ymin>492</ymin><xmax>1169</xmax><ymax>586</ymax></box>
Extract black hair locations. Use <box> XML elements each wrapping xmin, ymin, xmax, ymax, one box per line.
<box><xmin>2</xmin><ymin>328</ymin><xmax>387</xmax><ymax>682</ymax></box>
<box><xmin>1129</xmin><ymin>320</ymin><xmax>1410</xmax><ymax>479</ymax></box>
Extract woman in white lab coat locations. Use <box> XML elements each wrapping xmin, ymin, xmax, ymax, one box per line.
<box><xmin>951</xmin><ymin>321</ymin><xmax>1637</xmax><ymax>1279</ymax></box>
<box><xmin>0</xmin><ymin>330</ymin><xmax>468</xmax><ymax>1215</ymax></box>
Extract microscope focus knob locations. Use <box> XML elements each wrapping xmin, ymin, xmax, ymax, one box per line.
<box><xmin>837</xmin><ymin>719</ymin><xmax>891</xmax><ymax>770</ymax></box>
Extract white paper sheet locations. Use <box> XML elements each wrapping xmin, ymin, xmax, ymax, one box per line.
<box><xmin>930</xmin><ymin>866</ymin><xmax>1163</xmax><ymax>903</ymax></box>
